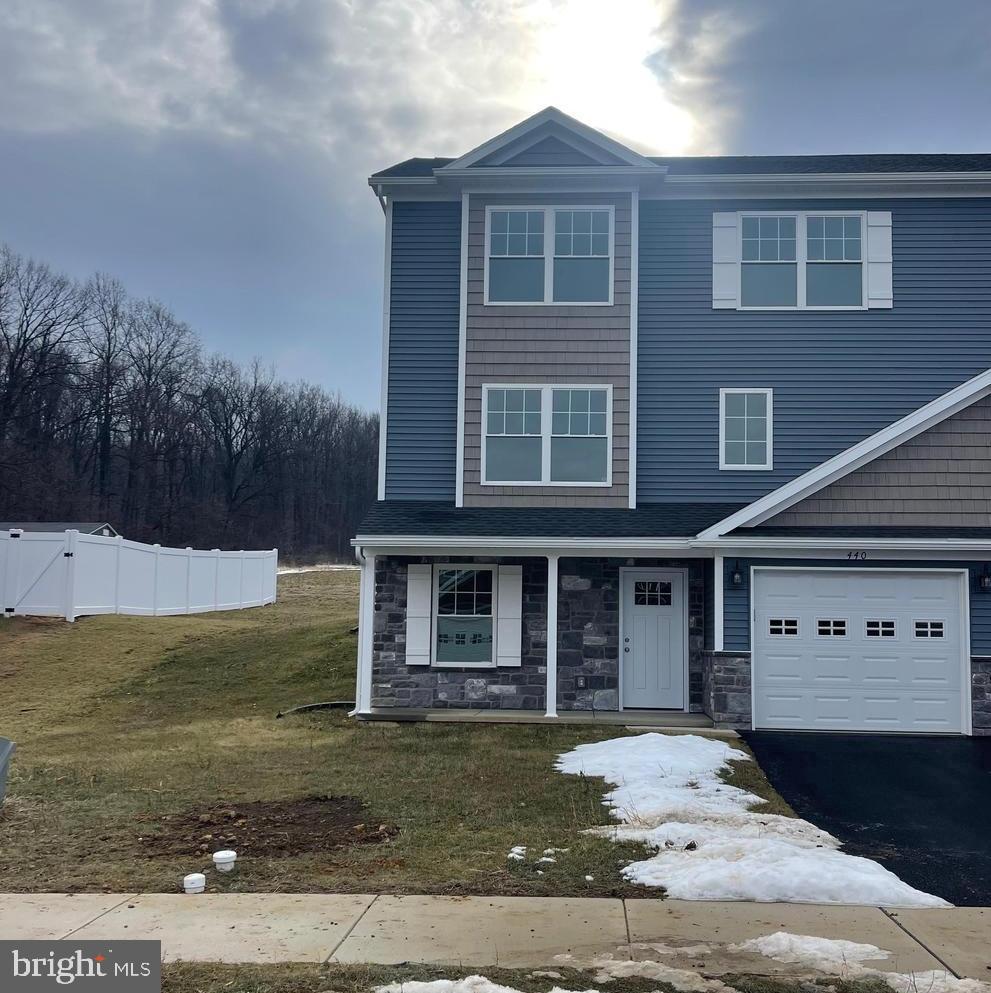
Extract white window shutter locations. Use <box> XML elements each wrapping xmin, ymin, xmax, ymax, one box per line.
<box><xmin>712</xmin><ymin>212</ymin><xmax>740</xmax><ymax>309</ymax></box>
<box><xmin>405</xmin><ymin>563</ymin><xmax>432</xmax><ymax>665</ymax></box>
<box><xmin>495</xmin><ymin>565</ymin><xmax>523</xmax><ymax>667</ymax></box>
<box><xmin>866</xmin><ymin>211</ymin><xmax>893</xmax><ymax>308</ymax></box>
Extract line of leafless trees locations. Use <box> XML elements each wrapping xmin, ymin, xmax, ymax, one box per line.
<box><xmin>0</xmin><ymin>244</ymin><xmax>378</xmax><ymax>559</ymax></box>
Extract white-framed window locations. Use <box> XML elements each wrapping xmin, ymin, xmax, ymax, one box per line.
<box><xmin>485</xmin><ymin>206</ymin><xmax>614</xmax><ymax>305</ymax></box>
<box><xmin>719</xmin><ymin>388</ymin><xmax>773</xmax><ymax>470</ymax></box>
<box><xmin>432</xmin><ymin>565</ymin><xmax>496</xmax><ymax>667</ymax></box>
<box><xmin>482</xmin><ymin>384</ymin><xmax>612</xmax><ymax>486</ymax></box>
<box><xmin>740</xmin><ymin>211</ymin><xmax>866</xmax><ymax>310</ymax></box>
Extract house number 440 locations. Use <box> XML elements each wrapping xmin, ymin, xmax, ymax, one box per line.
<box><xmin>847</xmin><ymin>551</ymin><xmax>868</xmax><ymax>560</ymax></box>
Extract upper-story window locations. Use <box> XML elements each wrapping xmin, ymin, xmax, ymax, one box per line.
<box><xmin>482</xmin><ymin>384</ymin><xmax>612</xmax><ymax>485</ymax></box>
<box><xmin>486</xmin><ymin>207</ymin><xmax>613</xmax><ymax>305</ymax></box>
<box><xmin>719</xmin><ymin>388</ymin><xmax>773</xmax><ymax>470</ymax></box>
<box><xmin>740</xmin><ymin>212</ymin><xmax>866</xmax><ymax>309</ymax></box>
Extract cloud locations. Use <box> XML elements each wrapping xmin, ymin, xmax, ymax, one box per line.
<box><xmin>0</xmin><ymin>0</ymin><xmax>988</xmax><ymax>407</ymax></box>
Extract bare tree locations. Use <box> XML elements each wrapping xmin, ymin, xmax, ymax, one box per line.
<box><xmin>0</xmin><ymin>243</ymin><xmax>378</xmax><ymax>558</ymax></box>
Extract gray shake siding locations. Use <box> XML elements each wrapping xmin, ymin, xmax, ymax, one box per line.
<box><xmin>637</xmin><ymin>197</ymin><xmax>991</xmax><ymax>505</ymax></box>
<box><xmin>384</xmin><ymin>201</ymin><xmax>461</xmax><ymax>500</ymax></box>
<box><xmin>462</xmin><ymin>193</ymin><xmax>631</xmax><ymax>508</ymax></box>
<box><xmin>770</xmin><ymin>393</ymin><xmax>991</xmax><ymax>526</ymax></box>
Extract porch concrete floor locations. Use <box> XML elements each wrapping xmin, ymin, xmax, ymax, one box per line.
<box><xmin>360</xmin><ymin>707</ymin><xmax>719</xmax><ymax>730</ymax></box>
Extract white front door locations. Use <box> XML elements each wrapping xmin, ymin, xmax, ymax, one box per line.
<box><xmin>752</xmin><ymin>569</ymin><xmax>966</xmax><ymax>733</ymax></box>
<box><xmin>621</xmin><ymin>570</ymin><xmax>687</xmax><ymax>709</ymax></box>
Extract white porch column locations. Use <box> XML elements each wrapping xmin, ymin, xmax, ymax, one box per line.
<box><xmin>713</xmin><ymin>555</ymin><xmax>724</xmax><ymax>652</ymax></box>
<box><xmin>354</xmin><ymin>551</ymin><xmax>376</xmax><ymax>715</ymax></box>
<box><xmin>545</xmin><ymin>554</ymin><xmax>559</xmax><ymax>717</ymax></box>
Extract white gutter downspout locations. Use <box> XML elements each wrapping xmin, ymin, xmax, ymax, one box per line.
<box><xmin>352</xmin><ymin>545</ymin><xmax>376</xmax><ymax>716</ymax></box>
<box><xmin>545</xmin><ymin>554</ymin><xmax>559</xmax><ymax>717</ymax></box>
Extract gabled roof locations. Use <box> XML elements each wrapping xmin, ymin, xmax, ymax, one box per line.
<box><xmin>371</xmin><ymin>151</ymin><xmax>991</xmax><ymax>181</ymax></box>
<box><xmin>699</xmin><ymin>367</ymin><xmax>991</xmax><ymax>540</ymax></box>
<box><xmin>438</xmin><ymin>107</ymin><xmax>661</xmax><ymax>172</ymax></box>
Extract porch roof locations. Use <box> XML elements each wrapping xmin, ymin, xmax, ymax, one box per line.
<box><xmin>356</xmin><ymin>500</ymin><xmax>745</xmax><ymax>540</ymax></box>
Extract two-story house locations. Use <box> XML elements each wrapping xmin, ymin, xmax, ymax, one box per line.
<box><xmin>352</xmin><ymin>107</ymin><xmax>991</xmax><ymax>735</ymax></box>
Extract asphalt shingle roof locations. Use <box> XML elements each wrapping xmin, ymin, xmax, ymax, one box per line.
<box><xmin>371</xmin><ymin>153</ymin><xmax>991</xmax><ymax>180</ymax></box>
<box><xmin>356</xmin><ymin>501</ymin><xmax>744</xmax><ymax>539</ymax></box>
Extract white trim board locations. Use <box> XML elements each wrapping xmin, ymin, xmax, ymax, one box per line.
<box><xmin>376</xmin><ymin>200</ymin><xmax>393</xmax><ymax>500</ymax></box>
<box><xmin>700</xmin><ymin>366</ymin><xmax>991</xmax><ymax>538</ymax></box>
<box><xmin>455</xmin><ymin>192</ymin><xmax>469</xmax><ymax>507</ymax></box>
<box><xmin>628</xmin><ymin>189</ymin><xmax>639</xmax><ymax>509</ymax></box>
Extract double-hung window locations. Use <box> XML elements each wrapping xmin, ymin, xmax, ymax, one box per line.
<box><xmin>740</xmin><ymin>212</ymin><xmax>865</xmax><ymax>309</ymax></box>
<box><xmin>483</xmin><ymin>384</ymin><xmax>611</xmax><ymax>485</ymax></box>
<box><xmin>486</xmin><ymin>207</ymin><xmax>613</xmax><ymax>304</ymax></box>
<box><xmin>434</xmin><ymin>567</ymin><xmax>495</xmax><ymax>666</ymax></box>
<box><xmin>720</xmin><ymin>388</ymin><xmax>772</xmax><ymax>470</ymax></box>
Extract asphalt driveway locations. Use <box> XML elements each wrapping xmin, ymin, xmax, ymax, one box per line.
<box><xmin>742</xmin><ymin>731</ymin><xmax>991</xmax><ymax>906</ymax></box>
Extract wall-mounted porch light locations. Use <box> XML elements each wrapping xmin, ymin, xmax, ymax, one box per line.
<box><xmin>980</xmin><ymin>566</ymin><xmax>991</xmax><ymax>591</ymax></box>
<box><xmin>731</xmin><ymin>561</ymin><xmax>743</xmax><ymax>586</ymax></box>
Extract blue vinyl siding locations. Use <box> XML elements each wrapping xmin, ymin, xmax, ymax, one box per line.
<box><xmin>385</xmin><ymin>201</ymin><xmax>461</xmax><ymax>499</ymax></box>
<box><xmin>638</xmin><ymin>198</ymin><xmax>991</xmax><ymax>503</ymax></box>
<box><xmin>723</xmin><ymin>558</ymin><xmax>991</xmax><ymax>654</ymax></box>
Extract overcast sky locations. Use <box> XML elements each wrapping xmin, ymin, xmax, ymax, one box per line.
<box><xmin>1</xmin><ymin>0</ymin><xmax>989</xmax><ymax>409</ymax></box>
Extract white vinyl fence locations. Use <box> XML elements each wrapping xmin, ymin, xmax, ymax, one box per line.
<box><xmin>0</xmin><ymin>529</ymin><xmax>278</xmax><ymax>622</ymax></box>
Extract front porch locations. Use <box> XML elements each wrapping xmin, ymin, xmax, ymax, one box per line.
<box><xmin>358</xmin><ymin>706</ymin><xmax>716</xmax><ymax>729</ymax></box>
<box><xmin>355</xmin><ymin>550</ymin><xmax>735</xmax><ymax>722</ymax></box>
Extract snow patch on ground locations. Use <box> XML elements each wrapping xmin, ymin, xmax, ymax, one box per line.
<box><xmin>277</xmin><ymin>563</ymin><xmax>358</xmax><ymax>574</ymax></box>
<box><xmin>554</xmin><ymin>954</ymin><xmax>728</xmax><ymax>992</ymax></box>
<box><xmin>555</xmin><ymin>732</ymin><xmax>948</xmax><ymax>907</ymax></box>
<box><xmin>507</xmin><ymin>845</ymin><xmax>527</xmax><ymax>861</ymax></box>
<box><xmin>733</xmin><ymin>931</ymin><xmax>889</xmax><ymax>970</ymax></box>
<box><xmin>739</xmin><ymin>931</ymin><xmax>991</xmax><ymax>993</ymax></box>
<box><xmin>376</xmin><ymin>980</ymin><xmax>595</xmax><ymax>993</ymax></box>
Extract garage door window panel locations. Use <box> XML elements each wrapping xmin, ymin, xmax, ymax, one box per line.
<box><xmin>914</xmin><ymin>620</ymin><xmax>945</xmax><ymax>639</ymax></box>
<box><xmin>866</xmin><ymin>619</ymin><xmax>896</xmax><ymax>638</ymax></box>
<box><xmin>769</xmin><ymin>618</ymin><xmax>799</xmax><ymax>636</ymax></box>
<box><xmin>816</xmin><ymin>618</ymin><xmax>847</xmax><ymax>637</ymax></box>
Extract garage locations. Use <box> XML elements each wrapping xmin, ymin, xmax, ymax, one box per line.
<box><xmin>752</xmin><ymin>568</ymin><xmax>968</xmax><ymax>733</ymax></box>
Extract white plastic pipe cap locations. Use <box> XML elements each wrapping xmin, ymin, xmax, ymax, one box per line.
<box><xmin>212</xmin><ymin>850</ymin><xmax>237</xmax><ymax>872</ymax></box>
<box><xmin>183</xmin><ymin>872</ymin><xmax>206</xmax><ymax>893</ymax></box>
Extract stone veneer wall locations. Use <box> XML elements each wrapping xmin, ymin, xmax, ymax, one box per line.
<box><xmin>974</xmin><ymin>659</ymin><xmax>991</xmax><ymax>735</ymax></box>
<box><xmin>558</xmin><ymin>558</ymin><xmax>706</xmax><ymax>712</ymax></box>
<box><xmin>372</xmin><ymin>556</ymin><xmax>547</xmax><ymax>710</ymax></box>
<box><xmin>701</xmin><ymin>652</ymin><xmax>752</xmax><ymax>729</ymax></box>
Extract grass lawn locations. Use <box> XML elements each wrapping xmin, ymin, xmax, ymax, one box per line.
<box><xmin>162</xmin><ymin>962</ymin><xmax>894</xmax><ymax>993</ymax></box>
<box><xmin>0</xmin><ymin>570</ymin><xmax>788</xmax><ymax>896</ymax></box>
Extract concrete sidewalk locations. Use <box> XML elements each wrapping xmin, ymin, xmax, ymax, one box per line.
<box><xmin>1</xmin><ymin>893</ymin><xmax>988</xmax><ymax>980</ymax></box>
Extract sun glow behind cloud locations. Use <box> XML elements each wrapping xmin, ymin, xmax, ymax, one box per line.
<box><xmin>512</xmin><ymin>0</ymin><xmax>696</xmax><ymax>154</ymax></box>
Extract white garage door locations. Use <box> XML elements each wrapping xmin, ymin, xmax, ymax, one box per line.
<box><xmin>753</xmin><ymin>569</ymin><xmax>966</xmax><ymax>733</ymax></box>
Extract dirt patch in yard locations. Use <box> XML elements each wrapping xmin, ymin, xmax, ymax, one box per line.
<box><xmin>137</xmin><ymin>795</ymin><xmax>397</xmax><ymax>858</ymax></box>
